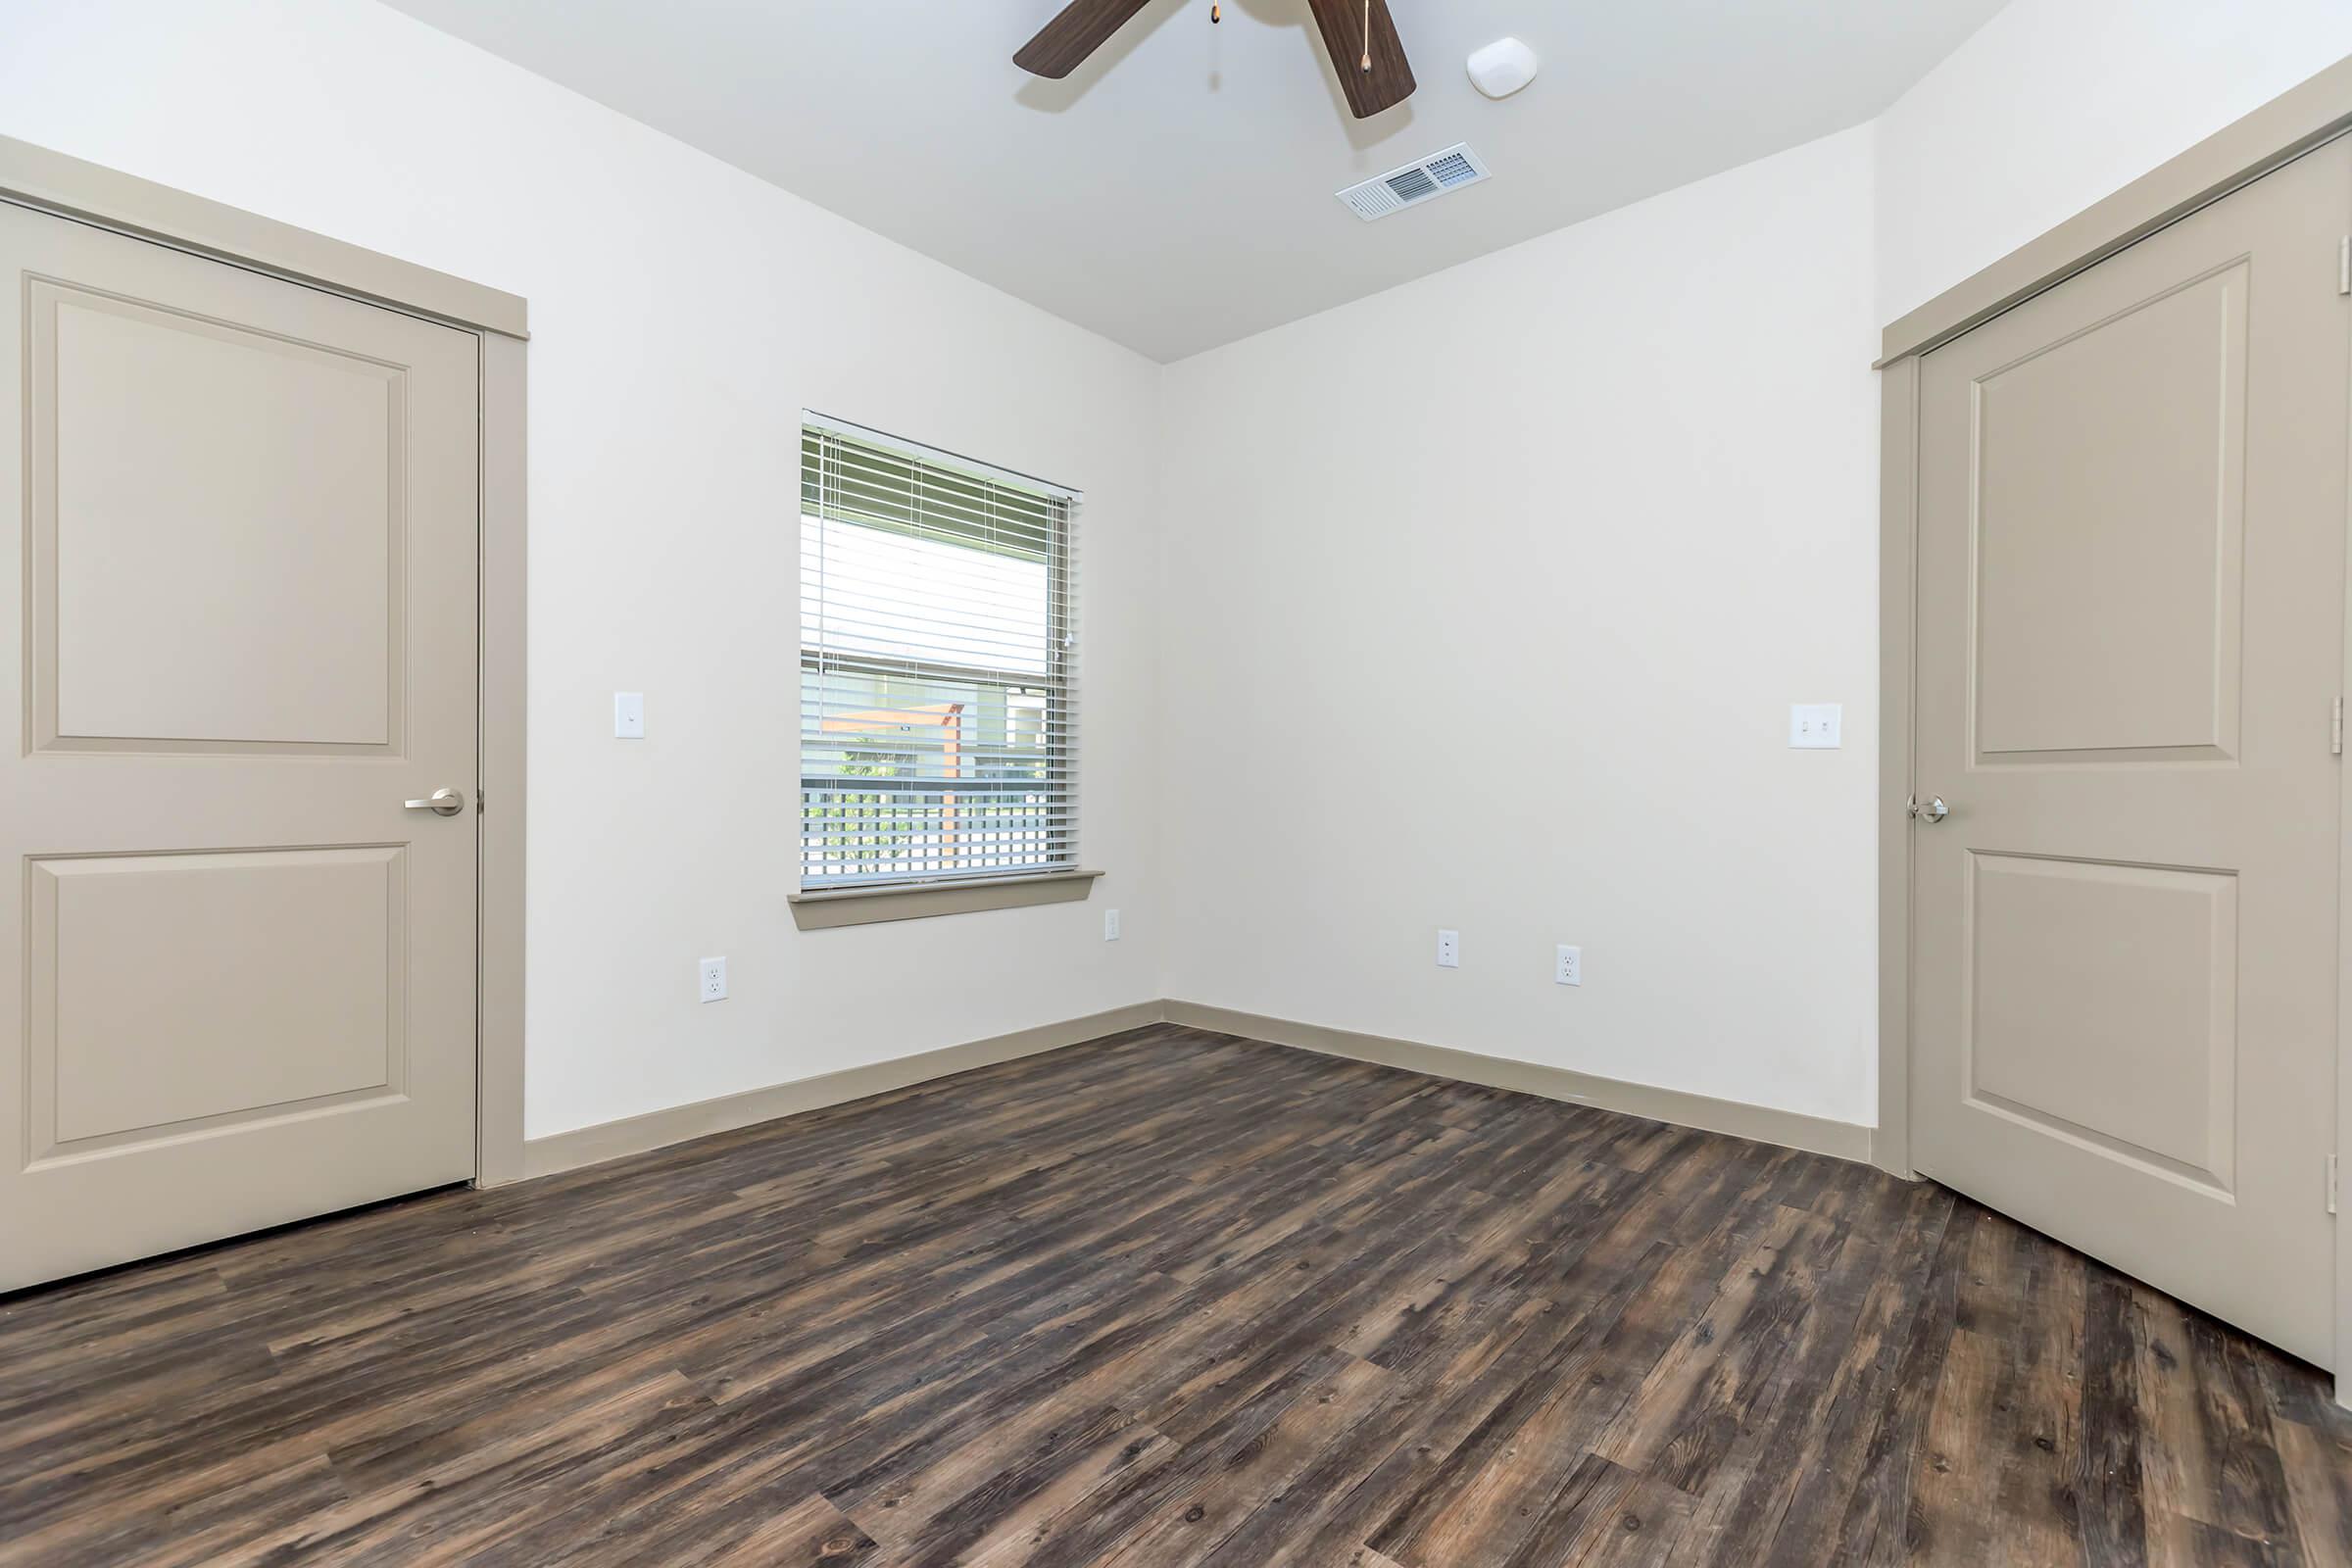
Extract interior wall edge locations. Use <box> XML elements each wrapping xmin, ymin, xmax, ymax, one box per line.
<box><xmin>515</xmin><ymin>998</ymin><xmax>1881</xmax><ymax>1185</ymax></box>
<box><xmin>1164</xmin><ymin>1001</ymin><xmax>1877</xmax><ymax>1165</ymax></box>
<box><xmin>514</xmin><ymin>1000</ymin><xmax>1169</xmax><ymax>1181</ymax></box>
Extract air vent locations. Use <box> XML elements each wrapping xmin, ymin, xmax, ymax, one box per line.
<box><xmin>1337</xmin><ymin>143</ymin><xmax>1493</xmax><ymax>221</ymax></box>
<box><xmin>1385</xmin><ymin>166</ymin><xmax>1441</xmax><ymax>203</ymax></box>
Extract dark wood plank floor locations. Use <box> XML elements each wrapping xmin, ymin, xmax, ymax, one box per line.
<box><xmin>2</xmin><ymin>1024</ymin><xmax>2346</xmax><ymax>1566</ymax></box>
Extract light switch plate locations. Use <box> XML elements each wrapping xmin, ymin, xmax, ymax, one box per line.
<box><xmin>1104</xmin><ymin>907</ymin><xmax>1122</xmax><ymax>941</ymax></box>
<box><xmin>1788</xmin><ymin>703</ymin><xmax>1841</xmax><ymax>749</ymax></box>
<box><xmin>614</xmin><ymin>692</ymin><xmax>646</xmax><ymax>739</ymax></box>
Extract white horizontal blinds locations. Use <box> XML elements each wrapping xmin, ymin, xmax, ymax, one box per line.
<box><xmin>801</xmin><ymin>421</ymin><xmax>1078</xmax><ymax>889</ymax></box>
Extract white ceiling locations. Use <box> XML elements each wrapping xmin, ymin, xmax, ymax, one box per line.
<box><xmin>382</xmin><ymin>0</ymin><xmax>2005</xmax><ymax>362</ymax></box>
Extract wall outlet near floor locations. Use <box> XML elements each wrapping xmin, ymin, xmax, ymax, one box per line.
<box><xmin>614</xmin><ymin>691</ymin><xmax>646</xmax><ymax>739</ymax></box>
<box><xmin>699</xmin><ymin>956</ymin><xmax>727</xmax><ymax>1003</ymax></box>
<box><xmin>1103</xmin><ymin>907</ymin><xmax>1122</xmax><ymax>941</ymax></box>
<box><xmin>1437</xmin><ymin>928</ymin><xmax>1460</xmax><ymax>968</ymax></box>
<box><xmin>1788</xmin><ymin>702</ymin><xmax>1841</xmax><ymax>749</ymax></box>
<box><xmin>1554</xmin><ymin>944</ymin><xmax>1583</xmax><ymax>987</ymax></box>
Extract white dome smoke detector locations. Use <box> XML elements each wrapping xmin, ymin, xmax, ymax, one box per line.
<box><xmin>1466</xmin><ymin>37</ymin><xmax>1540</xmax><ymax>100</ymax></box>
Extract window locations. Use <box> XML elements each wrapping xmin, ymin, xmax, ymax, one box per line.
<box><xmin>800</xmin><ymin>417</ymin><xmax>1078</xmax><ymax>891</ymax></box>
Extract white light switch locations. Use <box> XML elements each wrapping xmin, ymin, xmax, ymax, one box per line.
<box><xmin>1104</xmin><ymin>907</ymin><xmax>1122</xmax><ymax>941</ymax></box>
<box><xmin>614</xmin><ymin>692</ymin><xmax>646</xmax><ymax>739</ymax></box>
<box><xmin>1788</xmin><ymin>703</ymin><xmax>1841</xmax><ymax>749</ymax></box>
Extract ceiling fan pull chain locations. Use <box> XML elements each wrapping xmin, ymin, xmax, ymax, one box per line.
<box><xmin>1361</xmin><ymin>0</ymin><xmax>1371</xmax><ymax>70</ymax></box>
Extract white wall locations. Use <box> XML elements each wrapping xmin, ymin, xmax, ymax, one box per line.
<box><xmin>6</xmin><ymin>0</ymin><xmax>2345</xmax><ymax>1148</ymax></box>
<box><xmin>1877</xmin><ymin>0</ymin><xmax>2352</xmax><ymax>324</ymax></box>
<box><xmin>0</xmin><ymin>0</ymin><xmax>1167</xmax><ymax>1140</ymax></box>
<box><xmin>1157</xmin><ymin>127</ymin><xmax>1884</xmax><ymax>1127</ymax></box>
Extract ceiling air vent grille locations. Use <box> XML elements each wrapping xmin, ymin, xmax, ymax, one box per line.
<box><xmin>1425</xmin><ymin>151</ymin><xmax>1481</xmax><ymax>187</ymax></box>
<box><xmin>1337</xmin><ymin>143</ymin><xmax>1493</xmax><ymax>221</ymax></box>
<box><xmin>1385</xmin><ymin>167</ymin><xmax>1440</xmax><ymax>203</ymax></box>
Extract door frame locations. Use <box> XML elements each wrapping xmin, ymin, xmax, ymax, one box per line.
<box><xmin>0</xmin><ymin>135</ymin><xmax>532</xmax><ymax>1189</ymax></box>
<box><xmin>1876</xmin><ymin>55</ymin><xmax>2352</xmax><ymax>1400</ymax></box>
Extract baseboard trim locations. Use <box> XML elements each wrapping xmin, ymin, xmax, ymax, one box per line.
<box><xmin>518</xmin><ymin>1001</ymin><xmax>1168</xmax><ymax>1180</ymax></box>
<box><xmin>1162</xmin><ymin>1000</ymin><xmax>1876</xmax><ymax>1164</ymax></box>
<box><xmin>518</xmin><ymin>996</ymin><xmax>1877</xmax><ymax>1183</ymax></box>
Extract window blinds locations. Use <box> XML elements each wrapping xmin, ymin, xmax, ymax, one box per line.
<box><xmin>800</xmin><ymin>418</ymin><xmax>1079</xmax><ymax>890</ymax></box>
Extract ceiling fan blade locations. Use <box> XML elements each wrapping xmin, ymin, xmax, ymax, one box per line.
<box><xmin>1302</xmin><ymin>0</ymin><xmax>1415</xmax><ymax>118</ymax></box>
<box><xmin>1014</xmin><ymin>0</ymin><xmax>1156</xmax><ymax>78</ymax></box>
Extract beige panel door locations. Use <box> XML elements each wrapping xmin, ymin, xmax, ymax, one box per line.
<box><xmin>1913</xmin><ymin>140</ymin><xmax>2350</xmax><ymax>1367</ymax></box>
<box><xmin>0</xmin><ymin>202</ymin><xmax>479</xmax><ymax>1290</ymax></box>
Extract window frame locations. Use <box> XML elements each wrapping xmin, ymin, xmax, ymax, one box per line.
<box><xmin>789</xmin><ymin>414</ymin><xmax>1100</xmax><ymax>928</ymax></box>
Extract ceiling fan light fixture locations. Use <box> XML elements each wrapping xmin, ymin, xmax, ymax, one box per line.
<box><xmin>1467</xmin><ymin>36</ymin><xmax>1539</xmax><ymax>100</ymax></box>
<box><xmin>1017</xmin><ymin>0</ymin><xmax>1416</xmax><ymax>118</ymax></box>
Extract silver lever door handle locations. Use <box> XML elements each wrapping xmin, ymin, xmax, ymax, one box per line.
<box><xmin>1907</xmin><ymin>795</ymin><xmax>1949</xmax><ymax>824</ymax></box>
<box><xmin>405</xmin><ymin>787</ymin><xmax>467</xmax><ymax>817</ymax></box>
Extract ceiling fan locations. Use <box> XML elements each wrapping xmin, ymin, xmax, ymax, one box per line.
<box><xmin>1015</xmin><ymin>0</ymin><xmax>1416</xmax><ymax>120</ymax></box>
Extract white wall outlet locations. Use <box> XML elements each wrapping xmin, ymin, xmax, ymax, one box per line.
<box><xmin>1437</xmin><ymin>928</ymin><xmax>1460</xmax><ymax>968</ymax></box>
<box><xmin>1103</xmin><ymin>907</ymin><xmax>1122</xmax><ymax>941</ymax></box>
<box><xmin>698</xmin><ymin>956</ymin><xmax>727</xmax><ymax>1003</ymax></box>
<box><xmin>1788</xmin><ymin>702</ymin><xmax>1841</xmax><ymax>749</ymax></box>
<box><xmin>614</xmin><ymin>692</ymin><xmax>646</xmax><ymax>739</ymax></box>
<box><xmin>1554</xmin><ymin>944</ymin><xmax>1583</xmax><ymax>987</ymax></box>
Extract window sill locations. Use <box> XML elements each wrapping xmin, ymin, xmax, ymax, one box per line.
<box><xmin>788</xmin><ymin>868</ymin><xmax>1104</xmax><ymax>930</ymax></box>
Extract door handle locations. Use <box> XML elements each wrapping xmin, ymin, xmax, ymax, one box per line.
<box><xmin>404</xmin><ymin>787</ymin><xmax>467</xmax><ymax>817</ymax></box>
<box><xmin>1907</xmin><ymin>795</ymin><xmax>1950</xmax><ymax>824</ymax></box>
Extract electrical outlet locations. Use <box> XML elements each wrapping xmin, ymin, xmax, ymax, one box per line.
<box><xmin>1554</xmin><ymin>944</ymin><xmax>1582</xmax><ymax>987</ymax></box>
<box><xmin>699</xmin><ymin>956</ymin><xmax>727</xmax><ymax>1003</ymax></box>
<box><xmin>614</xmin><ymin>692</ymin><xmax>646</xmax><ymax>739</ymax></box>
<box><xmin>1103</xmin><ymin>907</ymin><xmax>1122</xmax><ymax>941</ymax></box>
<box><xmin>1437</xmin><ymin>928</ymin><xmax>1460</xmax><ymax>968</ymax></box>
